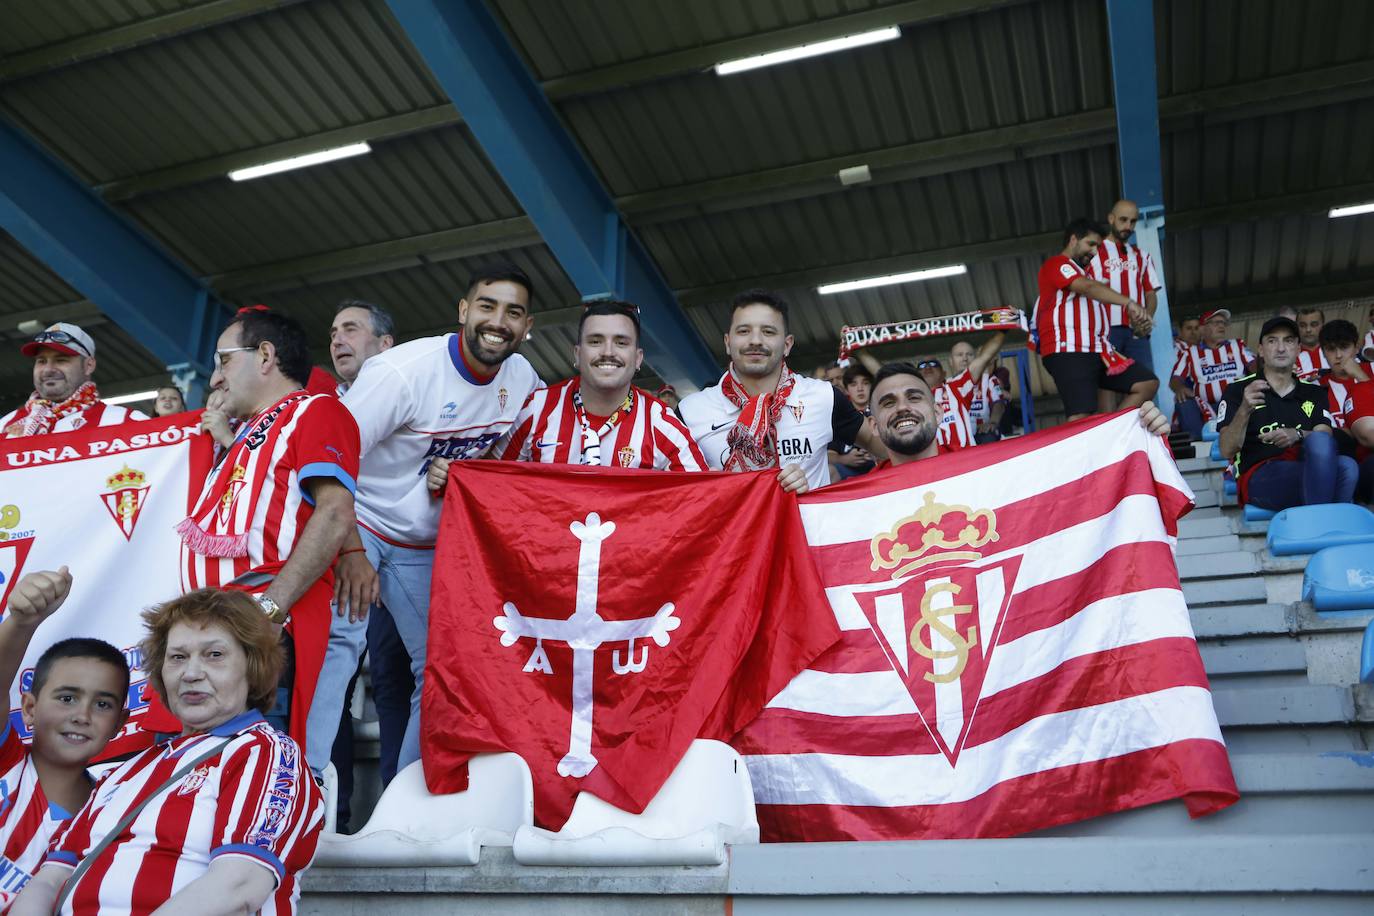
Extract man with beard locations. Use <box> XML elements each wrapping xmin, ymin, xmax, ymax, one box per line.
<box><xmin>2</xmin><ymin>323</ymin><xmax>147</xmax><ymax>437</ymax></box>
<box><xmin>1217</xmin><ymin>315</ymin><xmax>1356</xmax><ymax>510</ymax></box>
<box><xmin>1034</xmin><ymin>218</ymin><xmax>1157</xmax><ymax>423</ymax></box>
<box><xmin>494</xmin><ymin>300</ymin><xmax>705</xmax><ymax>469</ymax></box>
<box><xmin>679</xmin><ymin>289</ymin><xmax>886</xmax><ymax>493</ymax></box>
<box><xmin>869</xmin><ymin>362</ymin><xmax>1171</xmax><ymax>471</ymax></box>
<box><xmin>1088</xmin><ymin>200</ymin><xmax>1160</xmax><ymax>375</ymax></box>
<box><xmin>335</xmin><ymin>265</ymin><xmax>542</xmax><ymax>775</ymax></box>
<box><xmin>1293</xmin><ymin>307</ymin><xmax>1329</xmax><ymax>382</ymax></box>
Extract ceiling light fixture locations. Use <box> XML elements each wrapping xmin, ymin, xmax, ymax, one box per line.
<box><xmin>228</xmin><ymin>142</ymin><xmax>372</xmax><ymax>182</ymax></box>
<box><xmin>715</xmin><ymin>26</ymin><xmax>901</xmax><ymax>76</ymax></box>
<box><xmin>103</xmin><ymin>389</ymin><xmax>159</xmax><ymax>405</ymax></box>
<box><xmin>817</xmin><ymin>264</ymin><xmax>967</xmax><ymax>295</ymax></box>
<box><xmin>1329</xmin><ymin>202</ymin><xmax>1374</xmax><ymax>218</ymax></box>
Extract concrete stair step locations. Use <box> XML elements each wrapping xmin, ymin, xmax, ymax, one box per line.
<box><xmin>1177</xmin><ymin>533</ymin><xmax>1241</xmax><ymax>556</ymax></box>
<box><xmin>1178</xmin><ymin>515</ymin><xmax>1236</xmax><ymax>539</ymax></box>
<box><xmin>1177</xmin><ymin>550</ymin><xmax>1259</xmax><ymax>580</ymax></box>
<box><xmin>1176</xmin><ymin>456</ymin><xmax>1228</xmax><ymax>473</ymax></box>
<box><xmin>1212</xmin><ymin>684</ymin><xmax>1362</xmax><ymax>727</ymax></box>
<box><xmin>1199</xmin><ymin>639</ymin><xmax>1308</xmax><ymax>677</ymax></box>
<box><xmin>1190</xmin><ymin>603</ymin><xmax>1290</xmax><ymax>638</ymax></box>
<box><xmin>1183</xmin><ymin>576</ymin><xmax>1269</xmax><ymax>607</ymax></box>
<box><xmin>1192</xmin><ymin>488</ymin><xmax>1220</xmax><ymax>509</ymax></box>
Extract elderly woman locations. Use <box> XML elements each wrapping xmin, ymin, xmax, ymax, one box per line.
<box><xmin>12</xmin><ymin>589</ymin><xmax>323</xmax><ymax>915</ymax></box>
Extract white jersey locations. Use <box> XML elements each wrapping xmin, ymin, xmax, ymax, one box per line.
<box><xmin>1</xmin><ymin>402</ymin><xmax>146</xmax><ymax>438</ymax></box>
<box><xmin>967</xmin><ymin>373</ymin><xmax>1006</xmax><ymax>424</ymax></box>
<box><xmin>679</xmin><ymin>374</ymin><xmax>863</xmax><ymax>492</ymax></box>
<box><xmin>343</xmin><ymin>334</ymin><xmax>542</xmax><ymax>546</ymax></box>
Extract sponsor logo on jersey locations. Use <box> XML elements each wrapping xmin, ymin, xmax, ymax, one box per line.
<box><xmin>419</xmin><ymin>432</ymin><xmax>503</xmax><ymax>474</ymax></box>
<box><xmin>498</xmin><ymin>387</ymin><xmax>509</xmax><ymax>411</ymax></box>
<box><xmin>177</xmin><ymin>763</ymin><xmax>213</xmax><ymax>796</ymax></box>
<box><xmin>439</xmin><ymin>401</ymin><xmax>459</xmax><ymax>421</ymax></box>
<box><xmin>1301</xmin><ymin>400</ymin><xmax>1315</xmax><ymax>417</ymax></box>
<box><xmin>778</xmin><ymin>438</ymin><xmax>813</xmax><ymax>459</ymax></box>
<box><xmin>100</xmin><ymin>464</ymin><xmax>151</xmax><ymax>541</ymax></box>
<box><xmin>1198</xmin><ymin>360</ymin><xmax>1242</xmax><ymax>383</ymax></box>
<box><xmin>616</xmin><ymin>446</ymin><xmax>636</xmax><ymax>468</ymax></box>
<box><xmin>788</xmin><ymin>403</ymin><xmax>804</xmax><ymax>422</ymax></box>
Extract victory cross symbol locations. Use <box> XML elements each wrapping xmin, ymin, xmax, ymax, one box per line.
<box><xmin>493</xmin><ymin>512</ymin><xmax>680</xmax><ymax>778</ymax></box>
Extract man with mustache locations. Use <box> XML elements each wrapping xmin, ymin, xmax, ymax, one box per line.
<box><xmin>868</xmin><ymin>362</ymin><xmax>1172</xmax><ymax>471</ymax></box>
<box><xmin>2</xmin><ymin>323</ymin><xmax>147</xmax><ymax>438</ymax></box>
<box><xmin>335</xmin><ymin>265</ymin><xmax>542</xmax><ymax>776</ymax></box>
<box><xmin>679</xmin><ymin>289</ymin><xmax>887</xmax><ymax>493</ymax></box>
<box><xmin>495</xmin><ymin>300</ymin><xmax>706</xmax><ymax>469</ymax></box>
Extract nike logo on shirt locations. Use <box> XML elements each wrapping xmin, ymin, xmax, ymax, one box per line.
<box><xmin>710</xmin><ymin>421</ymin><xmax>735</xmax><ymax>431</ymax></box>
<box><xmin>535</xmin><ymin>440</ymin><xmax>561</xmax><ymax>448</ymax></box>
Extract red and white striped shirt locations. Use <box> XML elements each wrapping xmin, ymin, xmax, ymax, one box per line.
<box><xmin>967</xmin><ymin>373</ymin><xmax>1006</xmax><ymax>424</ymax></box>
<box><xmin>1363</xmin><ymin>329</ymin><xmax>1374</xmax><ymax>361</ymax></box>
<box><xmin>1172</xmin><ymin>340</ymin><xmax>1254</xmax><ymax>419</ymax></box>
<box><xmin>1295</xmin><ymin>346</ymin><xmax>1329</xmax><ymax>382</ymax></box>
<box><xmin>1087</xmin><ymin>238</ymin><xmax>1159</xmax><ymax>327</ymax></box>
<box><xmin>1035</xmin><ymin>255</ymin><xmax>1109</xmax><ymax>355</ymax></box>
<box><xmin>180</xmin><ymin>392</ymin><xmax>360</xmax><ymax>592</ymax></box>
<box><xmin>46</xmin><ymin>713</ymin><xmax>322</xmax><ymax>916</ymax></box>
<box><xmin>934</xmin><ymin>369</ymin><xmax>978</xmax><ymax>452</ymax></box>
<box><xmin>1326</xmin><ymin>375</ymin><xmax>1374</xmax><ymax>428</ymax></box>
<box><xmin>0</xmin><ymin>727</ymin><xmax>71</xmax><ymax>906</ymax></box>
<box><xmin>494</xmin><ymin>379</ymin><xmax>707</xmax><ymax>470</ymax></box>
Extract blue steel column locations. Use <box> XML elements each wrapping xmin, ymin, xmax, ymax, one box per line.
<box><xmin>1106</xmin><ymin>0</ymin><xmax>1175</xmax><ymax>417</ymax></box>
<box><xmin>0</xmin><ymin>119</ymin><xmax>227</xmax><ymax>405</ymax></box>
<box><xmin>384</xmin><ymin>0</ymin><xmax>720</xmax><ymax>391</ymax></box>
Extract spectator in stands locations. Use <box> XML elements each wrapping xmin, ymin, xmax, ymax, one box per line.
<box><xmin>153</xmin><ymin>385</ymin><xmax>185</xmax><ymax>417</ymax></box>
<box><xmin>1341</xmin><ymin>380</ymin><xmax>1374</xmax><ymax>502</ymax></box>
<box><xmin>868</xmin><ymin>362</ymin><xmax>1170</xmax><ymax>470</ymax></box>
<box><xmin>0</xmin><ymin>568</ymin><xmax>129</xmax><ymax>910</ymax></box>
<box><xmin>1032</xmin><ymin>218</ymin><xmax>1157</xmax><ymax>423</ymax></box>
<box><xmin>829</xmin><ymin>364</ymin><xmax>876</xmax><ymax>479</ymax></box>
<box><xmin>1217</xmin><ymin>316</ymin><xmax>1356</xmax><ymax>509</ymax></box>
<box><xmin>336</xmin><ymin>265</ymin><xmax>541</xmax><ymax>779</ymax></box>
<box><xmin>1277</xmin><ymin>306</ymin><xmax>1298</xmax><ymax>321</ymax></box>
<box><xmin>13</xmin><ymin>590</ymin><xmax>323</xmax><ymax>915</ymax></box>
<box><xmin>1319</xmin><ymin>319</ymin><xmax>1371</xmax><ymax>432</ymax></box>
<box><xmin>330</xmin><ymin>299</ymin><xmax>395</xmax><ymax>394</ymax></box>
<box><xmin>1174</xmin><ymin>316</ymin><xmax>1201</xmax><ymax>360</ymax></box>
<box><xmin>175</xmin><ymin>308</ymin><xmax>360</xmax><ymax>773</ymax></box>
<box><xmin>495</xmin><ymin>300</ymin><xmax>706</xmax><ymax>469</ymax></box>
<box><xmin>991</xmin><ymin>364</ymin><xmax>1016</xmax><ymax>435</ymax></box>
<box><xmin>1089</xmin><ymin>200</ymin><xmax>1160</xmax><ymax>416</ymax></box>
<box><xmin>1361</xmin><ymin>303</ymin><xmax>1374</xmax><ymax>361</ymax></box>
<box><xmin>1294</xmin><ymin>307</ymin><xmax>1328</xmax><ymax>381</ymax></box>
<box><xmin>1170</xmin><ymin>309</ymin><xmax>1253</xmax><ymax>439</ymax></box>
<box><xmin>1</xmin><ymin>323</ymin><xmax>147</xmax><ymax>438</ymax></box>
<box><xmin>950</xmin><ymin>339</ymin><xmax>1008</xmax><ymax>443</ymax></box>
<box><xmin>655</xmin><ymin>384</ymin><xmax>680</xmax><ymax>411</ymax></box>
<box><xmin>679</xmin><ymin>290</ymin><xmax>886</xmax><ymax>494</ymax></box>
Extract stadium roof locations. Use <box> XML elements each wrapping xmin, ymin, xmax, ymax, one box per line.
<box><xmin>1</xmin><ymin>0</ymin><xmax>1372</xmax><ymax>404</ymax></box>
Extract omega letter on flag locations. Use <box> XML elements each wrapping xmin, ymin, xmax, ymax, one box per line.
<box><xmin>733</xmin><ymin>411</ymin><xmax>1240</xmax><ymax>841</ymax></box>
<box><xmin>424</xmin><ymin>462</ymin><xmax>840</xmax><ymax>829</ymax></box>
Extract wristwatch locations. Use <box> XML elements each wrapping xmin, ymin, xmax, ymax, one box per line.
<box><xmin>255</xmin><ymin>593</ymin><xmax>290</xmax><ymax>626</ymax></box>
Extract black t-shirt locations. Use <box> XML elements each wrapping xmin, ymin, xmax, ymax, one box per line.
<box><xmin>1216</xmin><ymin>373</ymin><xmax>1333</xmax><ymax>477</ymax></box>
<box><xmin>830</xmin><ymin>389</ymin><xmax>865</xmax><ymax>449</ymax></box>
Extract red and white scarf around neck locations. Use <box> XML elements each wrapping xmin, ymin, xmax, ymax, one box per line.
<box><xmin>719</xmin><ymin>364</ymin><xmax>797</xmax><ymax>472</ymax></box>
<box><xmin>5</xmin><ymin>381</ymin><xmax>101</xmax><ymax>438</ymax></box>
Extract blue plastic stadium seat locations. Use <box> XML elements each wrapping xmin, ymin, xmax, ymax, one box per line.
<box><xmin>1362</xmin><ymin>621</ymin><xmax>1374</xmax><ymax>685</ymax></box>
<box><xmin>1302</xmin><ymin>544</ymin><xmax>1374</xmax><ymax>613</ymax></box>
<box><xmin>1202</xmin><ymin>422</ymin><xmax>1220</xmax><ymax>442</ymax></box>
<box><xmin>1209</xmin><ymin>440</ymin><xmax>1223</xmax><ymax>462</ymax></box>
<box><xmin>1267</xmin><ymin>504</ymin><xmax>1374</xmax><ymax>557</ymax></box>
<box><xmin>1244</xmin><ymin>505</ymin><xmax>1277</xmax><ymax>522</ymax></box>
<box><xmin>1223</xmin><ymin>477</ymin><xmax>1237</xmax><ymax>496</ymax></box>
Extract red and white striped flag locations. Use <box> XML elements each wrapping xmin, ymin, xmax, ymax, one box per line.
<box><xmin>733</xmin><ymin>410</ymin><xmax>1239</xmax><ymax>841</ymax></box>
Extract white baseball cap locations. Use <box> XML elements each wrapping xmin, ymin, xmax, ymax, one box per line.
<box><xmin>20</xmin><ymin>322</ymin><xmax>95</xmax><ymax>359</ymax></box>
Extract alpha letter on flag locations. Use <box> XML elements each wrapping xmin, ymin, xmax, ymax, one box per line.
<box><xmin>423</xmin><ymin>462</ymin><xmax>840</xmax><ymax>829</ymax></box>
<box><xmin>733</xmin><ymin>411</ymin><xmax>1240</xmax><ymax>841</ymax></box>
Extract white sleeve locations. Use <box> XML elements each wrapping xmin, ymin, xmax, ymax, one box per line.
<box><xmin>341</xmin><ymin>358</ymin><xmax>411</xmax><ymax>457</ymax></box>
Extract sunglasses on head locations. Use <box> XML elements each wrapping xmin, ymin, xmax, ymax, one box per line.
<box><xmin>31</xmin><ymin>330</ymin><xmax>90</xmax><ymax>355</ymax></box>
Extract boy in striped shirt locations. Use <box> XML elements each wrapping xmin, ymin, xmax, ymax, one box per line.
<box><xmin>495</xmin><ymin>300</ymin><xmax>707</xmax><ymax>470</ymax></box>
<box><xmin>0</xmin><ymin>568</ymin><xmax>129</xmax><ymax>907</ymax></box>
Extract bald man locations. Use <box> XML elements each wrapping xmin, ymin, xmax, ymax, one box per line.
<box><xmin>1088</xmin><ymin>200</ymin><xmax>1160</xmax><ymax>383</ymax></box>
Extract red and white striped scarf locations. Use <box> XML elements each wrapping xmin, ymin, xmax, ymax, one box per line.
<box><xmin>572</xmin><ymin>386</ymin><xmax>634</xmax><ymax>467</ymax></box>
<box><xmin>719</xmin><ymin>364</ymin><xmax>797</xmax><ymax>472</ymax></box>
<box><xmin>5</xmin><ymin>381</ymin><xmax>100</xmax><ymax>438</ymax></box>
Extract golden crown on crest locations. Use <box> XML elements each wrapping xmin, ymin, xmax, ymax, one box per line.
<box><xmin>105</xmin><ymin>465</ymin><xmax>147</xmax><ymax>492</ymax></box>
<box><xmin>870</xmin><ymin>492</ymin><xmax>1000</xmax><ymax>579</ymax></box>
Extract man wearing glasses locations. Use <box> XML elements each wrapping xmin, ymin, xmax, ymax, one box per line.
<box><xmin>1</xmin><ymin>323</ymin><xmax>148</xmax><ymax>438</ymax></box>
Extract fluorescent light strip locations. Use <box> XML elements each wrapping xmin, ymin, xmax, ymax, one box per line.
<box><xmin>715</xmin><ymin>26</ymin><xmax>901</xmax><ymax>75</ymax></box>
<box><xmin>104</xmin><ymin>389</ymin><xmax>159</xmax><ymax>405</ymax></box>
<box><xmin>228</xmin><ymin>142</ymin><xmax>372</xmax><ymax>182</ymax></box>
<box><xmin>1329</xmin><ymin>202</ymin><xmax>1374</xmax><ymax>218</ymax></box>
<box><xmin>818</xmin><ymin>264</ymin><xmax>968</xmax><ymax>295</ymax></box>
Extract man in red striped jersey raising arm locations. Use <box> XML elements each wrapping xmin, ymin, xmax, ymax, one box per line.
<box><xmin>173</xmin><ymin>308</ymin><xmax>360</xmax><ymax>760</ymax></box>
<box><xmin>1033</xmin><ymin>218</ymin><xmax>1158</xmax><ymax>422</ymax></box>
<box><xmin>1170</xmin><ymin>308</ymin><xmax>1254</xmax><ymax>438</ymax></box>
<box><xmin>494</xmin><ymin>300</ymin><xmax>706</xmax><ymax>470</ymax></box>
<box><xmin>0</xmin><ymin>569</ymin><xmax>129</xmax><ymax>908</ymax></box>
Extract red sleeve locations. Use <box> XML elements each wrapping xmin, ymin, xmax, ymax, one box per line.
<box><xmin>209</xmin><ymin>733</ymin><xmax>323</xmax><ymax>885</ymax></box>
<box><xmin>0</xmin><ymin>725</ymin><xmax>26</xmax><ymax>770</ymax></box>
<box><xmin>494</xmin><ymin>411</ymin><xmax>536</xmax><ymax>461</ymax></box>
<box><xmin>1039</xmin><ymin>255</ymin><xmax>1080</xmax><ymax>292</ymax></box>
<box><xmin>1349</xmin><ymin>381</ymin><xmax>1374</xmax><ymax>422</ymax></box>
<box><xmin>290</xmin><ymin>395</ymin><xmax>361</xmax><ymax>495</ymax></box>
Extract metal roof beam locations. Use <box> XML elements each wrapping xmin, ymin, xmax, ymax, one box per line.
<box><xmin>0</xmin><ymin>0</ymin><xmax>304</xmax><ymax>83</ymax></box>
<box><xmin>672</xmin><ymin>180</ymin><xmax>1374</xmax><ymax>307</ymax></box>
<box><xmin>383</xmin><ymin>0</ymin><xmax>719</xmax><ymax>390</ymax></box>
<box><xmin>1173</xmin><ymin>280</ymin><xmax>1374</xmax><ymax>315</ymax></box>
<box><xmin>0</xmin><ymin>118</ymin><xmax>231</xmax><ymax>382</ymax></box>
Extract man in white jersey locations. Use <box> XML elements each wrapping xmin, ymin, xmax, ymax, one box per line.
<box><xmin>494</xmin><ymin>300</ymin><xmax>706</xmax><ymax>469</ymax></box>
<box><xmin>337</xmin><ymin>265</ymin><xmax>542</xmax><ymax>774</ymax></box>
<box><xmin>679</xmin><ymin>289</ymin><xmax>886</xmax><ymax>493</ymax></box>
<box><xmin>1</xmin><ymin>324</ymin><xmax>147</xmax><ymax>438</ymax></box>
<box><xmin>0</xmin><ymin>569</ymin><xmax>128</xmax><ymax>908</ymax></box>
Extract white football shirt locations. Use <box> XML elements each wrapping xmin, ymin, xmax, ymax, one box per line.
<box><xmin>343</xmin><ymin>334</ymin><xmax>541</xmax><ymax>546</ymax></box>
<box><xmin>679</xmin><ymin>374</ymin><xmax>863</xmax><ymax>491</ymax></box>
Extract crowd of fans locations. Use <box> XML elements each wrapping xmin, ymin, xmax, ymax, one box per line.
<box><xmin>0</xmin><ymin>210</ymin><xmax>1371</xmax><ymax>909</ymax></box>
